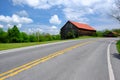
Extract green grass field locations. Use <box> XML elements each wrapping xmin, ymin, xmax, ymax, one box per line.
<box><xmin>0</xmin><ymin>36</ymin><xmax>95</xmax><ymax>50</ymax></box>
<box><xmin>116</xmin><ymin>40</ymin><xmax>120</xmax><ymax>54</ymax></box>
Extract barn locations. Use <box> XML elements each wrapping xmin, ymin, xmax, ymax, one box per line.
<box><xmin>60</xmin><ymin>21</ymin><xmax>96</xmax><ymax>39</ymax></box>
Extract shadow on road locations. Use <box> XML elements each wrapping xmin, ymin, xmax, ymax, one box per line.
<box><xmin>112</xmin><ymin>53</ymin><xmax>120</xmax><ymax>60</ymax></box>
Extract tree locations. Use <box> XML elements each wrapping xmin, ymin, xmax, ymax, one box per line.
<box><xmin>44</xmin><ymin>33</ymin><xmax>53</xmax><ymax>41</ymax></box>
<box><xmin>112</xmin><ymin>29</ymin><xmax>120</xmax><ymax>36</ymax></box>
<box><xmin>103</xmin><ymin>29</ymin><xmax>117</xmax><ymax>37</ymax></box>
<box><xmin>20</xmin><ymin>32</ymin><xmax>29</xmax><ymax>42</ymax></box>
<box><xmin>111</xmin><ymin>0</ymin><xmax>120</xmax><ymax>22</ymax></box>
<box><xmin>29</xmin><ymin>34</ymin><xmax>37</xmax><ymax>42</ymax></box>
<box><xmin>7</xmin><ymin>25</ymin><xmax>20</xmax><ymax>43</ymax></box>
<box><xmin>52</xmin><ymin>35</ymin><xmax>61</xmax><ymax>40</ymax></box>
<box><xmin>0</xmin><ymin>28</ymin><xmax>7</xmax><ymax>43</ymax></box>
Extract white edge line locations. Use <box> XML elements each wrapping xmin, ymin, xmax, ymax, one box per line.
<box><xmin>107</xmin><ymin>41</ymin><xmax>115</xmax><ymax>80</ymax></box>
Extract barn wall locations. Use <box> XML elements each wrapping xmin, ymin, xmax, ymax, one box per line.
<box><xmin>78</xmin><ymin>29</ymin><xmax>96</xmax><ymax>36</ymax></box>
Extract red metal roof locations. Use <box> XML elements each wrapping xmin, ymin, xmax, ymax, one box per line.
<box><xmin>69</xmin><ymin>21</ymin><xmax>96</xmax><ymax>31</ymax></box>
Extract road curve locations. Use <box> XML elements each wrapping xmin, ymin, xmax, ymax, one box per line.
<box><xmin>0</xmin><ymin>38</ymin><xmax>119</xmax><ymax>80</ymax></box>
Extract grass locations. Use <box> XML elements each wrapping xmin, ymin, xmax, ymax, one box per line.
<box><xmin>0</xmin><ymin>40</ymin><xmax>62</xmax><ymax>50</ymax></box>
<box><xmin>0</xmin><ymin>36</ymin><xmax>96</xmax><ymax>50</ymax></box>
<box><xmin>116</xmin><ymin>40</ymin><xmax>120</xmax><ymax>54</ymax></box>
<box><xmin>77</xmin><ymin>36</ymin><xmax>96</xmax><ymax>39</ymax></box>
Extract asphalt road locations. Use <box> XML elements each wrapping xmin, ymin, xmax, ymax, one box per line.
<box><xmin>0</xmin><ymin>38</ymin><xmax>119</xmax><ymax>80</ymax></box>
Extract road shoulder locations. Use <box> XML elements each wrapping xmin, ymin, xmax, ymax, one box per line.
<box><xmin>110</xmin><ymin>41</ymin><xmax>120</xmax><ymax>80</ymax></box>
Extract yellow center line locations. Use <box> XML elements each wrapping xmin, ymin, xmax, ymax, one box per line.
<box><xmin>0</xmin><ymin>40</ymin><xmax>95</xmax><ymax>80</ymax></box>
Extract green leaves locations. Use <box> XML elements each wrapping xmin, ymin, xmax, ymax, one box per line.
<box><xmin>0</xmin><ymin>28</ymin><xmax>7</xmax><ymax>43</ymax></box>
<box><xmin>0</xmin><ymin>25</ymin><xmax>61</xmax><ymax>43</ymax></box>
<box><xmin>116</xmin><ymin>40</ymin><xmax>120</xmax><ymax>54</ymax></box>
<box><xmin>7</xmin><ymin>25</ymin><xmax>20</xmax><ymax>43</ymax></box>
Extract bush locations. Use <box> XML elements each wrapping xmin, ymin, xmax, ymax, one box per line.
<box><xmin>95</xmin><ymin>31</ymin><xmax>103</xmax><ymax>37</ymax></box>
<box><xmin>116</xmin><ymin>40</ymin><xmax>120</xmax><ymax>54</ymax></box>
<box><xmin>29</xmin><ymin>34</ymin><xmax>37</xmax><ymax>42</ymax></box>
<box><xmin>66</xmin><ymin>31</ymin><xmax>75</xmax><ymax>39</ymax></box>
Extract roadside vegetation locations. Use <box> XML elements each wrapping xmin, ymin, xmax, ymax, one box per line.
<box><xmin>95</xmin><ymin>29</ymin><xmax>120</xmax><ymax>37</ymax></box>
<box><xmin>0</xmin><ymin>25</ymin><xmax>60</xmax><ymax>43</ymax></box>
<box><xmin>116</xmin><ymin>40</ymin><xmax>120</xmax><ymax>54</ymax></box>
<box><xmin>0</xmin><ymin>25</ymin><xmax>120</xmax><ymax>50</ymax></box>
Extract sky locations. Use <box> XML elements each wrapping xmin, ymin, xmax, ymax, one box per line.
<box><xmin>0</xmin><ymin>0</ymin><xmax>120</xmax><ymax>34</ymax></box>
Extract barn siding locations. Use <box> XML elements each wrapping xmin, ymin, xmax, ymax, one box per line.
<box><xmin>78</xmin><ymin>29</ymin><xmax>96</xmax><ymax>36</ymax></box>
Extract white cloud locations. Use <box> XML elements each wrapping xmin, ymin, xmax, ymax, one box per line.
<box><xmin>17</xmin><ymin>24</ymin><xmax>22</xmax><ymax>28</ymax></box>
<box><xmin>24</xmin><ymin>24</ymin><xmax>59</xmax><ymax>34</ymax></box>
<box><xmin>7</xmin><ymin>24</ymin><xmax>13</xmax><ymax>28</ymax></box>
<box><xmin>0</xmin><ymin>24</ymin><xmax>3</xmax><ymax>28</ymax></box>
<box><xmin>12</xmin><ymin>0</ymin><xmax>24</xmax><ymax>5</ymax></box>
<box><xmin>28</xmin><ymin>28</ymin><xmax>43</xmax><ymax>33</ymax></box>
<box><xmin>26</xmin><ymin>0</ymin><xmax>51</xmax><ymax>9</ymax></box>
<box><xmin>12</xmin><ymin>0</ymin><xmax>105</xmax><ymax>9</ymax></box>
<box><xmin>94</xmin><ymin>24</ymin><xmax>120</xmax><ymax>30</ymax></box>
<box><xmin>91</xmin><ymin>16</ymin><xmax>120</xmax><ymax>30</ymax></box>
<box><xmin>51</xmin><ymin>26</ymin><xmax>57</xmax><ymax>29</ymax></box>
<box><xmin>0</xmin><ymin>14</ymin><xmax>33</xmax><ymax>24</ymax></box>
<box><xmin>49</xmin><ymin>15</ymin><xmax>61</xmax><ymax>25</ymax></box>
<box><xmin>12</xmin><ymin>0</ymin><xmax>114</xmax><ymax>13</ymax></box>
<box><xmin>12</xmin><ymin>0</ymin><xmax>114</xmax><ymax>23</ymax></box>
<box><xmin>16</xmin><ymin>10</ymin><xmax>29</xmax><ymax>17</ymax></box>
<box><xmin>62</xmin><ymin>0</ymin><xmax>114</xmax><ymax>23</ymax></box>
<box><xmin>49</xmin><ymin>26</ymin><xmax>59</xmax><ymax>34</ymax></box>
<box><xmin>7</xmin><ymin>24</ymin><xmax>22</xmax><ymax>28</ymax></box>
<box><xmin>12</xmin><ymin>0</ymin><xmax>51</xmax><ymax>9</ymax></box>
<box><xmin>80</xmin><ymin>0</ymin><xmax>101</xmax><ymax>6</ymax></box>
<box><xmin>49</xmin><ymin>26</ymin><xmax>60</xmax><ymax>34</ymax></box>
<box><xmin>12</xmin><ymin>0</ymin><xmax>115</xmax><ymax>24</ymax></box>
<box><xmin>63</xmin><ymin>8</ymin><xmax>90</xmax><ymax>23</ymax></box>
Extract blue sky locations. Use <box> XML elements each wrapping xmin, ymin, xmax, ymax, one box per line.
<box><xmin>0</xmin><ymin>0</ymin><xmax>120</xmax><ymax>34</ymax></box>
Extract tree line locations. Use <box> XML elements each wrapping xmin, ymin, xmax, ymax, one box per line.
<box><xmin>0</xmin><ymin>25</ymin><xmax>120</xmax><ymax>43</ymax></box>
<box><xmin>0</xmin><ymin>25</ymin><xmax>60</xmax><ymax>43</ymax></box>
<box><xmin>95</xmin><ymin>29</ymin><xmax>120</xmax><ymax>37</ymax></box>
